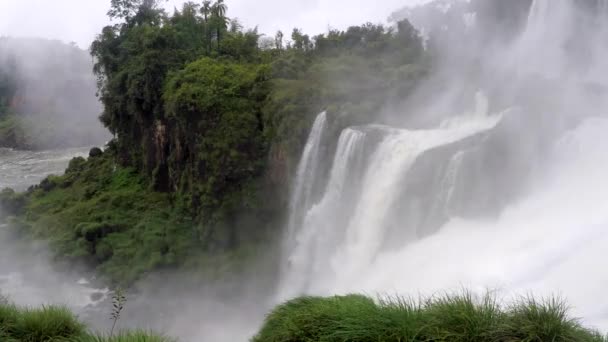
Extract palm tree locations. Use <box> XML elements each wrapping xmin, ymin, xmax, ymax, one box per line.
<box><xmin>229</xmin><ymin>18</ymin><xmax>243</xmax><ymax>33</ymax></box>
<box><xmin>213</xmin><ymin>0</ymin><xmax>227</xmax><ymax>18</ymax></box>
<box><xmin>211</xmin><ymin>0</ymin><xmax>229</xmax><ymax>51</ymax></box>
<box><xmin>201</xmin><ymin>1</ymin><xmax>212</xmax><ymax>53</ymax></box>
<box><xmin>201</xmin><ymin>0</ymin><xmax>212</xmax><ymax>23</ymax></box>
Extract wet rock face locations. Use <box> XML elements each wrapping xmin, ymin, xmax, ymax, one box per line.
<box><xmin>382</xmin><ymin>107</ymin><xmax>554</xmax><ymax>245</ymax></box>
<box><xmin>382</xmin><ymin>130</ymin><xmax>491</xmax><ymax>246</ymax></box>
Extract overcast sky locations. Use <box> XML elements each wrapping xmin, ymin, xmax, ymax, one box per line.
<box><xmin>0</xmin><ymin>0</ymin><xmax>428</xmax><ymax>49</ymax></box>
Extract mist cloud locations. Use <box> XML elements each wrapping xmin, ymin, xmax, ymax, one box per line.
<box><xmin>0</xmin><ymin>0</ymin><xmax>429</xmax><ymax>48</ymax></box>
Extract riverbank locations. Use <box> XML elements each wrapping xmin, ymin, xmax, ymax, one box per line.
<box><xmin>0</xmin><ymin>146</ymin><xmax>277</xmax><ymax>286</ymax></box>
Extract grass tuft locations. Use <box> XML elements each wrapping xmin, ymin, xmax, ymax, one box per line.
<box><xmin>253</xmin><ymin>292</ymin><xmax>607</xmax><ymax>342</ymax></box>
<box><xmin>498</xmin><ymin>296</ymin><xmax>604</xmax><ymax>342</ymax></box>
<box><xmin>12</xmin><ymin>305</ymin><xmax>86</xmax><ymax>342</ymax></box>
<box><xmin>0</xmin><ymin>302</ymin><xmax>170</xmax><ymax>342</ymax></box>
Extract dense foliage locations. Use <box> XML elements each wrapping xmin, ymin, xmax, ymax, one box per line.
<box><xmin>254</xmin><ymin>293</ymin><xmax>607</xmax><ymax>342</ymax></box>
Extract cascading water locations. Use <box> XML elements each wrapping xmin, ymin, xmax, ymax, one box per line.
<box><xmin>429</xmin><ymin>150</ymin><xmax>464</xmax><ymax>220</ymax></box>
<box><xmin>356</xmin><ymin>116</ymin><xmax>608</xmax><ymax>327</ymax></box>
<box><xmin>280</xmin><ymin>127</ymin><xmax>366</xmax><ymax>298</ymax></box>
<box><xmin>285</xmin><ymin>112</ymin><xmax>327</xmax><ymax>244</ymax></box>
<box><xmin>279</xmin><ymin>0</ymin><xmax>608</xmax><ymax>329</ymax></box>
<box><xmin>513</xmin><ymin>0</ymin><xmax>574</xmax><ymax>79</ymax></box>
<box><xmin>281</xmin><ymin>96</ymin><xmax>503</xmax><ymax>297</ymax></box>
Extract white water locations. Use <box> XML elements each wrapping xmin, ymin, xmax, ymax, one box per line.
<box><xmin>280</xmin><ymin>0</ymin><xmax>608</xmax><ymax>331</ymax></box>
<box><xmin>285</xmin><ymin>111</ymin><xmax>328</xmax><ymax>244</ymax></box>
<box><xmin>430</xmin><ymin>150</ymin><xmax>464</xmax><ymax>219</ymax></box>
<box><xmin>0</xmin><ymin>147</ymin><xmax>89</xmax><ymax>191</ymax></box>
<box><xmin>356</xmin><ymin>117</ymin><xmax>608</xmax><ymax>328</ymax></box>
<box><xmin>332</xmin><ymin>113</ymin><xmax>501</xmax><ymax>288</ymax></box>
<box><xmin>515</xmin><ymin>0</ymin><xmax>574</xmax><ymax>78</ymax></box>
<box><xmin>281</xmin><ymin>127</ymin><xmax>366</xmax><ymax>298</ymax></box>
<box><xmin>281</xmin><ymin>99</ymin><xmax>502</xmax><ymax>297</ymax></box>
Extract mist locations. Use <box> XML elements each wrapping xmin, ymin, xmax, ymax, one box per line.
<box><xmin>0</xmin><ymin>37</ymin><xmax>109</xmax><ymax>149</ymax></box>
<box><xmin>1</xmin><ymin>0</ymin><xmax>608</xmax><ymax>341</ymax></box>
<box><xmin>0</xmin><ymin>0</ymin><xmax>428</xmax><ymax>48</ymax></box>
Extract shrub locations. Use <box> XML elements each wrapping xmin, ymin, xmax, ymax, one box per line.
<box><xmin>12</xmin><ymin>306</ymin><xmax>86</xmax><ymax>342</ymax></box>
<box><xmin>498</xmin><ymin>296</ymin><xmax>604</xmax><ymax>341</ymax></box>
<box><xmin>0</xmin><ymin>188</ymin><xmax>26</xmax><ymax>215</ymax></box>
<box><xmin>253</xmin><ymin>293</ymin><xmax>607</xmax><ymax>342</ymax></box>
<box><xmin>418</xmin><ymin>292</ymin><xmax>502</xmax><ymax>341</ymax></box>
<box><xmin>0</xmin><ymin>302</ymin><xmax>19</xmax><ymax>336</ymax></box>
<box><xmin>0</xmin><ymin>303</ymin><xmax>172</xmax><ymax>342</ymax></box>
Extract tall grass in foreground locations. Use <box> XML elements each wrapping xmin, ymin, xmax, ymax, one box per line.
<box><xmin>253</xmin><ymin>292</ymin><xmax>607</xmax><ymax>342</ymax></box>
<box><xmin>2</xmin><ymin>291</ymin><xmax>606</xmax><ymax>341</ymax></box>
<box><xmin>0</xmin><ymin>301</ymin><xmax>171</xmax><ymax>342</ymax></box>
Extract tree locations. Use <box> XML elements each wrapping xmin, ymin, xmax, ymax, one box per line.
<box><xmin>213</xmin><ymin>0</ymin><xmax>227</xmax><ymax>18</ymax></box>
<box><xmin>229</xmin><ymin>18</ymin><xmax>243</xmax><ymax>33</ymax></box>
<box><xmin>275</xmin><ymin>31</ymin><xmax>284</xmax><ymax>51</ymax></box>
<box><xmin>201</xmin><ymin>0</ymin><xmax>213</xmax><ymax>53</ymax></box>
<box><xmin>201</xmin><ymin>0</ymin><xmax>212</xmax><ymax>22</ymax></box>
<box><xmin>107</xmin><ymin>0</ymin><xmax>140</xmax><ymax>21</ymax></box>
<box><xmin>164</xmin><ymin>57</ymin><xmax>269</xmax><ymax>235</ymax></box>
<box><xmin>107</xmin><ymin>0</ymin><xmax>166</xmax><ymax>27</ymax></box>
<box><xmin>0</xmin><ymin>56</ymin><xmax>19</xmax><ymax>116</ymax></box>
<box><xmin>290</xmin><ymin>28</ymin><xmax>312</xmax><ymax>52</ymax></box>
<box><xmin>211</xmin><ymin>0</ymin><xmax>229</xmax><ymax>51</ymax></box>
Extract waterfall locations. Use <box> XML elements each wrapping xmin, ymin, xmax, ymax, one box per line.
<box><xmin>357</xmin><ymin>117</ymin><xmax>608</xmax><ymax>328</ymax></box>
<box><xmin>515</xmin><ymin>0</ymin><xmax>575</xmax><ymax>79</ymax></box>
<box><xmin>280</xmin><ymin>128</ymin><xmax>366</xmax><ymax>298</ymax></box>
<box><xmin>277</xmin><ymin>0</ymin><xmax>608</xmax><ymax>330</ymax></box>
<box><xmin>430</xmin><ymin>150</ymin><xmax>465</xmax><ymax>219</ymax></box>
<box><xmin>285</xmin><ymin>111</ymin><xmax>327</xmax><ymax>244</ymax></box>
<box><xmin>280</xmin><ymin>105</ymin><xmax>502</xmax><ymax>296</ymax></box>
<box><xmin>330</xmin><ymin>115</ymin><xmax>501</xmax><ymax>289</ymax></box>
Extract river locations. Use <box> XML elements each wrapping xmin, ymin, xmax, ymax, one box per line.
<box><xmin>0</xmin><ymin>147</ymin><xmax>109</xmax><ymax>314</ymax></box>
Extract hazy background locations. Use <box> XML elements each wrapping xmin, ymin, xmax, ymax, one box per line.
<box><xmin>0</xmin><ymin>0</ymin><xmax>430</xmax><ymax>48</ymax></box>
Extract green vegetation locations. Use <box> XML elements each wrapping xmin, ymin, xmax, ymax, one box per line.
<box><xmin>0</xmin><ymin>303</ymin><xmax>85</xmax><ymax>341</ymax></box>
<box><xmin>0</xmin><ymin>115</ymin><xmax>26</xmax><ymax>148</ymax></box>
<box><xmin>254</xmin><ymin>293</ymin><xmax>607</xmax><ymax>342</ymax></box>
<box><xmin>1</xmin><ymin>292</ymin><xmax>606</xmax><ymax>341</ymax></box>
<box><xmin>0</xmin><ymin>301</ymin><xmax>171</xmax><ymax>342</ymax></box>
<box><xmin>2</xmin><ymin>145</ymin><xmax>273</xmax><ymax>284</ymax></box>
<box><xmin>5</xmin><ymin>148</ymin><xmax>192</xmax><ymax>284</ymax></box>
